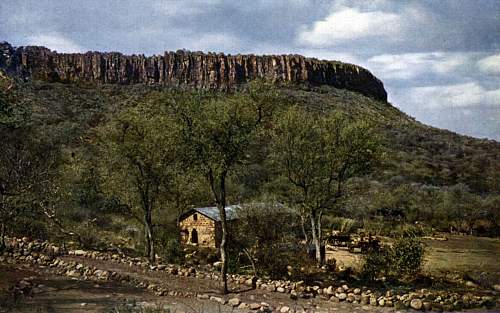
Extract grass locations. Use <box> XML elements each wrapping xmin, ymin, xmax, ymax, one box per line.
<box><xmin>423</xmin><ymin>235</ymin><xmax>500</xmax><ymax>277</ymax></box>
<box><xmin>328</xmin><ymin>234</ymin><xmax>500</xmax><ymax>284</ymax></box>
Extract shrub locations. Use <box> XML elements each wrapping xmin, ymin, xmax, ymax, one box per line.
<box><xmin>362</xmin><ymin>235</ymin><xmax>425</xmax><ymax>281</ymax></box>
<box><xmin>361</xmin><ymin>248</ymin><xmax>391</xmax><ymax>281</ymax></box>
<box><xmin>390</xmin><ymin>236</ymin><xmax>425</xmax><ymax>277</ymax></box>
<box><xmin>162</xmin><ymin>238</ymin><xmax>184</xmax><ymax>264</ymax></box>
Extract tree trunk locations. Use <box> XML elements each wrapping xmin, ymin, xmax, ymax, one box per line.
<box><xmin>310</xmin><ymin>209</ymin><xmax>324</xmax><ymax>265</ymax></box>
<box><xmin>0</xmin><ymin>222</ymin><xmax>5</xmax><ymax>251</ymax></box>
<box><xmin>218</xmin><ymin>202</ymin><xmax>229</xmax><ymax>294</ymax></box>
<box><xmin>144</xmin><ymin>209</ymin><xmax>155</xmax><ymax>263</ymax></box>
<box><xmin>300</xmin><ymin>214</ymin><xmax>309</xmax><ymax>244</ymax></box>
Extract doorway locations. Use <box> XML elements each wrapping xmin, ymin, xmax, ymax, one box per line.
<box><xmin>191</xmin><ymin>228</ymin><xmax>198</xmax><ymax>244</ymax></box>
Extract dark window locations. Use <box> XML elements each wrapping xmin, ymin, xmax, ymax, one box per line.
<box><xmin>193</xmin><ymin>213</ymin><xmax>198</xmax><ymax>221</ymax></box>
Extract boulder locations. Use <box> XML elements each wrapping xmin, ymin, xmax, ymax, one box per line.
<box><xmin>410</xmin><ymin>298</ymin><xmax>423</xmax><ymax>310</ymax></box>
<box><xmin>73</xmin><ymin>250</ymin><xmax>86</xmax><ymax>256</ymax></box>
<box><xmin>228</xmin><ymin>297</ymin><xmax>241</xmax><ymax>307</ymax></box>
<box><xmin>280</xmin><ymin>306</ymin><xmax>290</xmax><ymax>313</ymax></box>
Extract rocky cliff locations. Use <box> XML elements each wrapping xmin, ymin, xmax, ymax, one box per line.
<box><xmin>0</xmin><ymin>41</ymin><xmax>387</xmax><ymax>101</ymax></box>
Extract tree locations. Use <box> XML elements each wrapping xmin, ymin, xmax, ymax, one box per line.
<box><xmin>0</xmin><ymin>74</ymin><xmax>59</xmax><ymax>248</ymax></box>
<box><xmin>272</xmin><ymin>106</ymin><xmax>380</xmax><ymax>264</ymax></box>
<box><xmin>98</xmin><ymin>102</ymin><xmax>181</xmax><ymax>262</ymax></box>
<box><xmin>172</xmin><ymin>84</ymin><xmax>275</xmax><ymax>293</ymax></box>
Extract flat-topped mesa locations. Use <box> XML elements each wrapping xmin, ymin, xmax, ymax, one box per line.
<box><xmin>0</xmin><ymin>41</ymin><xmax>387</xmax><ymax>101</ymax></box>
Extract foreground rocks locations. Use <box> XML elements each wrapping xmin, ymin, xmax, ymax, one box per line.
<box><xmin>1</xmin><ymin>236</ymin><xmax>498</xmax><ymax>312</ymax></box>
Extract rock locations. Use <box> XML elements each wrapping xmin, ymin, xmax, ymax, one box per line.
<box><xmin>73</xmin><ymin>250</ymin><xmax>86</xmax><ymax>256</ymax></box>
<box><xmin>280</xmin><ymin>306</ymin><xmax>290</xmax><ymax>313</ymax></box>
<box><xmin>337</xmin><ymin>293</ymin><xmax>347</xmax><ymax>300</ymax></box>
<box><xmin>361</xmin><ymin>294</ymin><xmax>370</xmax><ymax>304</ymax></box>
<box><xmin>277</xmin><ymin>287</ymin><xmax>286</xmax><ymax>293</ymax></box>
<box><xmin>466</xmin><ymin>281</ymin><xmax>478</xmax><ymax>288</ymax></box>
<box><xmin>196</xmin><ymin>294</ymin><xmax>209</xmax><ymax>300</ymax></box>
<box><xmin>410</xmin><ymin>299</ymin><xmax>423</xmax><ymax>310</ymax></box>
<box><xmin>209</xmin><ymin>296</ymin><xmax>225</xmax><ymax>304</ymax></box>
<box><xmin>228</xmin><ymin>297</ymin><xmax>240</xmax><ymax>307</ymax></box>
<box><xmin>66</xmin><ymin>270</ymin><xmax>80</xmax><ymax>277</ymax></box>
<box><xmin>0</xmin><ymin>42</ymin><xmax>388</xmax><ymax>102</ymax></box>
<box><xmin>237</xmin><ymin>302</ymin><xmax>249</xmax><ymax>309</ymax></box>
<box><xmin>330</xmin><ymin>296</ymin><xmax>340</xmax><ymax>303</ymax></box>
<box><xmin>493</xmin><ymin>284</ymin><xmax>500</xmax><ymax>291</ymax></box>
<box><xmin>249</xmin><ymin>303</ymin><xmax>261</xmax><ymax>310</ymax></box>
<box><xmin>266</xmin><ymin>284</ymin><xmax>276</xmax><ymax>292</ymax></box>
<box><xmin>423</xmin><ymin>301</ymin><xmax>432</xmax><ymax>311</ymax></box>
<box><xmin>354</xmin><ymin>288</ymin><xmax>361</xmax><ymax>295</ymax></box>
<box><xmin>378</xmin><ymin>298</ymin><xmax>385</xmax><ymax>306</ymax></box>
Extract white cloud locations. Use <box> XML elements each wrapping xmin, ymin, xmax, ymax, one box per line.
<box><xmin>297</xmin><ymin>7</ymin><xmax>402</xmax><ymax>46</ymax></box>
<box><xmin>477</xmin><ymin>54</ymin><xmax>500</xmax><ymax>74</ymax></box>
<box><xmin>27</xmin><ymin>33</ymin><xmax>85</xmax><ymax>53</ymax></box>
<box><xmin>367</xmin><ymin>52</ymin><xmax>470</xmax><ymax>80</ymax></box>
<box><xmin>178</xmin><ymin>32</ymin><xmax>242</xmax><ymax>53</ymax></box>
<box><xmin>405</xmin><ymin>82</ymin><xmax>500</xmax><ymax>109</ymax></box>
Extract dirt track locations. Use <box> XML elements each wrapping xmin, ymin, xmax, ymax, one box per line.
<box><xmin>1</xmin><ymin>257</ymin><xmax>399</xmax><ymax>313</ymax></box>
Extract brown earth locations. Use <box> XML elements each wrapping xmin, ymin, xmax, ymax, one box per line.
<box><xmin>0</xmin><ymin>258</ymin><xmax>398</xmax><ymax>313</ymax></box>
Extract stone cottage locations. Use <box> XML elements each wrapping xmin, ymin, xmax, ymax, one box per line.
<box><xmin>179</xmin><ymin>205</ymin><xmax>240</xmax><ymax>248</ymax></box>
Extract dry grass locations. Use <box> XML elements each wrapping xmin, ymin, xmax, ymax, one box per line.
<box><xmin>422</xmin><ymin>235</ymin><xmax>500</xmax><ymax>276</ymax></box>
<box><xmin>328</xmin><ymin>235</ymin><xmax>500</xmax><ymax>281</ymax></box>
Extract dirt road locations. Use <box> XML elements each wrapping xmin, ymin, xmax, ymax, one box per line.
<box><xmin>0</xmin><ymin>257</ymin><xmax>398</xmax><ymax>313</ymax></box>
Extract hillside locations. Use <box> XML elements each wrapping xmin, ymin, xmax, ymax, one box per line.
<box><xmin>10</xmin><ymin>77</ymin><xmax>500</xmax><ymax>194</ymax></box>
<box><xmin>1</xmin><ymin>43</ymin><xmax>499</xmax><ymax>240</ymax></box>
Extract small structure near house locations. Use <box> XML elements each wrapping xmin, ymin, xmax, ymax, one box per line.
<box><xmin>179</xmin><ymin>205</ymin><xmax>240</xmax><ymax>248</ymax></box>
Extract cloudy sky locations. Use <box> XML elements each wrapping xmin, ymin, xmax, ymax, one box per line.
<box><xmin>1</xmin><ymin>0</ymin><xmax>499</xmax><ymax>140</ymax></box>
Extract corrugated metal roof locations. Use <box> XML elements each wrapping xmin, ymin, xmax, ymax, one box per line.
<box><xmin>181</xmin><ymin>202</ymin><xmax>287</xmax><ymax>222</ymax></box>
<box><xmin>193</xmin><ymin>205</ymin><xmax>241</xmax><ymax>221</ymax></box>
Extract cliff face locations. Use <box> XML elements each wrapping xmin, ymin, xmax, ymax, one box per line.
<box><xmin>0</xmin><ymin>42</ymin><xmax>387</xmax><ymax>101</ymax></box>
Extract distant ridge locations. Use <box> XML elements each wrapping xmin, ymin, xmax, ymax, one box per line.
<box><xmin>0</xmin><ymin>41</ymin><xmax>387</xmax><ymax>101</ymax></box>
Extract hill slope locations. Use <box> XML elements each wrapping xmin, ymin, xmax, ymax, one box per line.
<box><xmin>1</xmin><ymin>44</ymin><xmax>499</xmax><ymax>237</ymax></box>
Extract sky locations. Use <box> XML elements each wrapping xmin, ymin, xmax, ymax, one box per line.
<box><xmin>1</xmin><ymin>0</ymin><xmax>499</xmax><ymax>141</ymax></box>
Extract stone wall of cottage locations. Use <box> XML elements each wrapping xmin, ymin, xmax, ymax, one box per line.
<box><xmin>179</xmin><ymin>212</ymin><xmax>219</xmax><ymax>248</ymax></box>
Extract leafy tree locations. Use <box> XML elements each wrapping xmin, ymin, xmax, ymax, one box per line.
<box><xmin>172</xmin><ymin>84</ymin><xmax>275</xmax><ymax>293</ymax></box>
<box><xmin>0</xmin><ymin>75</ymin><xmax>59</xmax><ymax>248</ymax></box>
<box><xmin>98</xmin><ymin>102</ymin><xmax>182</xmax><ymax>262</ymax></box>
<box><xmin>272</xmin><ymin>106</ymin><xmax>380</xmax><ymax>264</ymax></box>
<box><xmin>232</xmin><ymin>203</ymin><xmax>301</xmax><ymax>278</ymax></box>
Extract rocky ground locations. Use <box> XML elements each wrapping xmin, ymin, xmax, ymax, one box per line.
<box><xmin>0</xmin><ymin>237</ymin><xmax>498</xmax><ymax>313</ymax></box>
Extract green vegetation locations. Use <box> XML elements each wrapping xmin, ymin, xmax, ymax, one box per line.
<box><xmin>1</xmin><ymin>71</ymin><xmax>499</xmax><ymax>284</ymax></box>
<box><xmin>272</xmin><ymin>106</ymin><xmax>380</xmax><ymax>264</ymax></box>
<box><xmin>362</xmin><ymin>235</ymin><xmax>426</xmax><ymax>281</ymax></box>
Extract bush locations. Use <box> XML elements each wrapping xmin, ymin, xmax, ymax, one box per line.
<box><xmin>362</xmin><ymin>236</ymin><xmax>425</xmax><ymax>281</ymax></box>
<box><xmin>361</xmin><ymin>248</ymin><xmax>391</xmax><ymax>281</ymax></box>
<box><xmin>390</xmin><ymin>236</ymin><xmax>425</xmax><ymax>276</ymax></box>
<box><xmin>162</xmin><ymin>238</ymin><xmax>183</xmax><ymax>264</ymax></box>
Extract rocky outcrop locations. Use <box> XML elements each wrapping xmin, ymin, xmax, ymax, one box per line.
<box><xmin>0</xmin><ymin>41</ymin><xmax>387</xmax><ymax>101</ymax></box>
